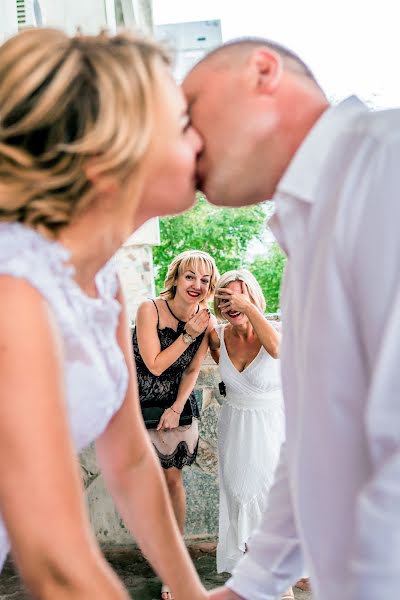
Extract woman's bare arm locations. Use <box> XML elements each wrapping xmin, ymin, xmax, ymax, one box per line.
<box><xmin>241</xmin><ymin>303</ymin><xmax>280</xmax><ymax>358</ymax></box>
<box><xmin>157</xmin><ymin>319</ymin><xmax>213</xmax><ymax>430</ymax></box>
<box><xmin>96</xmin><ymin>287</ymin><xmax>207</xmax><ymax>600</ymax></box>
<box><xmin>208</xmin><ymin>327</ymin><xmax>221</xmax><ymax>364</ymax></box>
<box><xmin>0</xmin><ymin>277</ymin><xmax>128</xmax><ymax>599</ymax></box>
<box><xmin>135</xmin><ymin>300</ymin><xmax>209</xmax><ymax>376</ymax></box>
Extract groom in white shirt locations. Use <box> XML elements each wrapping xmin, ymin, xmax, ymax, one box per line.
<box><xmin>183</xmin><ymin>38</ymin><xmax>400</xmax><ymax>600</ymax></box>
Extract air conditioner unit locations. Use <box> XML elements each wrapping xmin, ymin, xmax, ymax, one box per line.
<box><xmin>16</xmin><ymin>0</ymin><xmax>44</xmax><ymax>29</ymax></box>
<box><xmin>155</xmin><ymin>20</ymin><xmax>222</xmax><ymax>82</ymax></box>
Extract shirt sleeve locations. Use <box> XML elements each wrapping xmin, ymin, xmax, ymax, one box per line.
<box><xmin>343</xmin><ymin>136</ymin><xmax>400</xmax><ymax>598</ymax></box>
<box><xmin>227</xmin><ymin>444</ymin><xmax>305</xmax><ymax>599</ymax></box>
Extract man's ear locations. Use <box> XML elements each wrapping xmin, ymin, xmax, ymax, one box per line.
<box><xmin>249</xmin><ymin>48</ymin><xmax>283</xmax><ymax>94</ymax></box>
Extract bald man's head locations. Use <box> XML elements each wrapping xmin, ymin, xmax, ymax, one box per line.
<box><xmin>196</xmin><ymin>37</ymin><xmax>322</xmax><ymax>90</ymax></box>
<box><xmin>183</xmin><ymin>37</ymin><xmax>328</xmax><ymax>207</ymax></box>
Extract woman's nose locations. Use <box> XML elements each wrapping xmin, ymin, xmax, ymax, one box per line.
<box><xmin>193</xmin><ymin>277</ymin><xmax>202</xmax><ymax>289</ymax></box>
<box><xmin>190</xmin><ymin>125</ymin><xmax>203</xmax><ymax>155</ymax></box>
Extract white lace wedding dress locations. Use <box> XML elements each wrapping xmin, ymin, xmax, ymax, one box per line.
<box><xmin>216</xmin><ymin>324</ymin><xmax>285</xmax><ymax>573</ymax></box>
<box><xmin>0</xmin><ymin>223</ymin><xmax>129</xmax><ymax>570</ymax></box>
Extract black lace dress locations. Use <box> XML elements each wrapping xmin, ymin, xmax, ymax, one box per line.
<box><xmin>132</xmin><ymin>300</ymin><xmax>204</xmax><ymax>469</ymax></box>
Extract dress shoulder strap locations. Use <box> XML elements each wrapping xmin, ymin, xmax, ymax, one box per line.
<box><xmin>215</xmin><ymin>323</ymin><xmax>226</xmax><ymax>342</ymax></box>
<box><xmin>150</xmin><ymin>299</ymin><xmax>160</xmax><ymax>328</ymax></box>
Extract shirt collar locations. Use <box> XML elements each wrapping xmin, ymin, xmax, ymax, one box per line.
<box><xmin>275</xmin><ymin>95</ymin><xmax>368</xmax><ymax>203</ymax></box>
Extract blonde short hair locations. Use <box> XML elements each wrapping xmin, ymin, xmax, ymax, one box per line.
<box><xmin>0</xmin><ymin>28</ymin><xmax>169</xmax><ymax>234</ymax></box>
<box><xmin>160</xmin><ymin>250</ymin><xmax>219</xmax><ymax>303</ymax></box>
<box><xmin>214</xmin><ymin>268</ymin><xmax>266</xmax><ymax>320</ymax></box>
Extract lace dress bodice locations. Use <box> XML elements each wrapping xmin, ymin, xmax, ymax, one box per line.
<box><xmin>217</xmin><ymin>324</ymin><xmax>282</xmax><ymax>402</ymax></box>
<box><xmin>132</xmin><ymin>305</ymin><xmax>204</xmax><ymax>418</ymax></box>
<box><xmin>0</xmin><ymin>223</ymin><xmax>129</xmax><ymax>569</ymax></box>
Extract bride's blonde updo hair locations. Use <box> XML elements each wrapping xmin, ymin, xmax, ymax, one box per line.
<box><xmin>0</xmin><ymin>28</ymin><xmax>169</xmax><ymax>234</ymax></box>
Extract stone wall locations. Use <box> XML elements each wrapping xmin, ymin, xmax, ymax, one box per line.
<box><xmin>183</xmin><ymin>353</ymin><xmax>222</xmax><ymax>538</ymax></box>
<box><xmin>116</xmin><ymin>243</ymin><xmax>155</xmax><ymax>326</ymax></box>
<box><xmin>81</xmin><ymin>352</ymin><xmax>222</xmax><ymax>543</ymax></box>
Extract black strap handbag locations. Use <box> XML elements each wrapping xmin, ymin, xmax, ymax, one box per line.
<box><xmin>141</xmin><ymin>401</ymin><xmax>193</xmax><ymax>429</ymax></box>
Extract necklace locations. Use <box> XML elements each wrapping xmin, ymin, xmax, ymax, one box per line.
<box><xmin>165</xmin><ymin>300</ymin><xmax>199</xmax><ymax>324</ymax></box>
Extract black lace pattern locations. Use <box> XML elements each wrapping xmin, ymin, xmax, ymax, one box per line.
<box><xmin>152</xmin><ymin>438</ymin><xmax>199</xmax><ymax>470</ymax></box>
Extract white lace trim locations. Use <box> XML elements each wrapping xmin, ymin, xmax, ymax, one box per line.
<box><xmin>0</xmin><ymin>222</ymin><xmax>121</xmax><ymax>331</ymax></box>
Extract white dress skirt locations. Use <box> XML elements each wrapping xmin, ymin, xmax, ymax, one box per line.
<box><xmin>216</xmin><ymin>325</ymin><xmax>285</xmax><ymax>574</ymax></box>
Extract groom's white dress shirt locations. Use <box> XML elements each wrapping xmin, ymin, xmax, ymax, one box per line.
<box><xmin>227</xmin><ymin>97</ymin><xmax>400</xmax><ymax>600</ymax></box>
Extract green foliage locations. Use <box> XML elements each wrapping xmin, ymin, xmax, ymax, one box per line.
<box><xmin>152</xmin><ymin>193</ymin><xmax>286</xmax><ymax>311</ymax></box>
<box><xmin>247</xmin><ymin>243</ymin><xmax>286</xmax><ymax>313</ymax></box>
<box><xmin>153</xmin><ymin>193</ymin><xmax>266</xmax><ymax>293</ymax></box>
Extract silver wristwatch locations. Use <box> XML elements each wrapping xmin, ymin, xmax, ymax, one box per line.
<box><xmin>182</xmin><ymin>330</ymin><xmax>195</xmax><ymax>345</ymax></box>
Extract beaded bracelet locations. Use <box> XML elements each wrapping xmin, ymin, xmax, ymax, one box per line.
<box><xmin>170</xmin><ymin>406</ymin><xmax>182</xmax><ymax>415</ymax></box>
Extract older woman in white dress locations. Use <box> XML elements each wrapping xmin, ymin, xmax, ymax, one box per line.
<box><xmin>209</xmin><ymin>270</ymin><xmax>293</xmax><ymax>600</ymax></box>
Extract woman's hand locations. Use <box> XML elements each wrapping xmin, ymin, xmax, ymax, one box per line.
<box><xmin>215</xmin><ymin>282</ymin><xmax>253</xmax><ymax>316</ymax></box>
<box><xmin>156</xmin><ymin>407</ymin><xmax>181</xmax><ymax>431</ymax></box>
<box><xmin>185</xmin><ymin>308</ymin><xmax>210</xmax><ymax>338</ymax></box>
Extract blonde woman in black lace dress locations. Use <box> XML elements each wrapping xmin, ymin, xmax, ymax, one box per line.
<box><xmin>132</xmin><ymin>250</ymin><xmax>218</xmax><ymax>600</ymax></box>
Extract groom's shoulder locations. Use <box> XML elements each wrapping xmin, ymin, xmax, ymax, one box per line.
<box><xmin>351</xmin><ymin>107</ymin><xmax>400</xmax><ymax>144</ymax></box>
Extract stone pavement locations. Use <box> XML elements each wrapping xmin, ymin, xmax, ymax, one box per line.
<box><xmin>0</xmin><ymin>542</ymin><xmax>312</xmax><ymax>599</ymax></box>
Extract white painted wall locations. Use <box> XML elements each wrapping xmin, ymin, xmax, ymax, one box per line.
<box><xmin>39</xmin><ymin>0</ymin><xmax>111</xmax><ymax>34</ymax></box>
<box><xmin>0</xmin><ymin>0</ymin><xmax>18</xmax><ymax>42</ymax></box>
<box><xmin>125</xmin><ymin>219</ymin><xmax>160</xmax><ymax>247</ymax></box>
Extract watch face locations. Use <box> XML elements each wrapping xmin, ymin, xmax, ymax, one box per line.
<box><xmin>183</xmin><ymin>333</ymin><xmax>192</xmax><ymax>344</ymax></box>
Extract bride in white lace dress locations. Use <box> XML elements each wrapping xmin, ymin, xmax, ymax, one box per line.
<box><xmin>0</xmin><ymin>28</ymin><xmax>206</xmax><ymax>600</ymax></box>
<box><xmin>210</xmin><ymin>270</ymin><xmax>293</xmax><ymax>600</ymax></box>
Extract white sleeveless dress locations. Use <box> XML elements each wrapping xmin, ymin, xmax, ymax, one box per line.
<box><xmin>216</xmin><ymin>324</ymin><xmax>285</xmax><ymax>574</ymax></box>
<box><xmin>0</xmin><ymin>223</ymin><xmax>129</xmax><ymax>571</ymax></box>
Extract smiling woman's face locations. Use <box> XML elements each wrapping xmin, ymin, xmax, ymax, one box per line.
<box><xmin>175</xmin><ymin>264</ymin><xmax>212</xmax><ymax>305</ymax></box>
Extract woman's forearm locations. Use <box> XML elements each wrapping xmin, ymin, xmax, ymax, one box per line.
<box><xmin>173</xmin><ymin>369</ymin><xmax>200</xmax><ymax>412</ymax></box>
<box><xmin>146</xmin><ymin>334</ymin><xmax>189</xmax><ymax>376</ymax></box>
<box><xmin>245</xmin><ymin>304</ymin><xmax>280</xmax><ymax>358</ymax></box>
<box><xmin>25</xmin><ymin>551</ymin><xmax>129</xmax><ymax>600</ymax></box>
<box><xmin>105</xmin><ymin>292</ymin><xmax>206</xmax><ymax>599</ymax></box>
<box><xmin>105</xmin><ymin>448</ymin><xmax>206</xmax><ymax>600</ymax></box>
<box><xmin>172</xmin><ymin>334</ymin><xmax>209</xmax><ymax>411</ymax></box>
<box><xmin>208</xmin><ymin>328</ymin><xmax>220</xmax><ymax>364</ymax></box>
